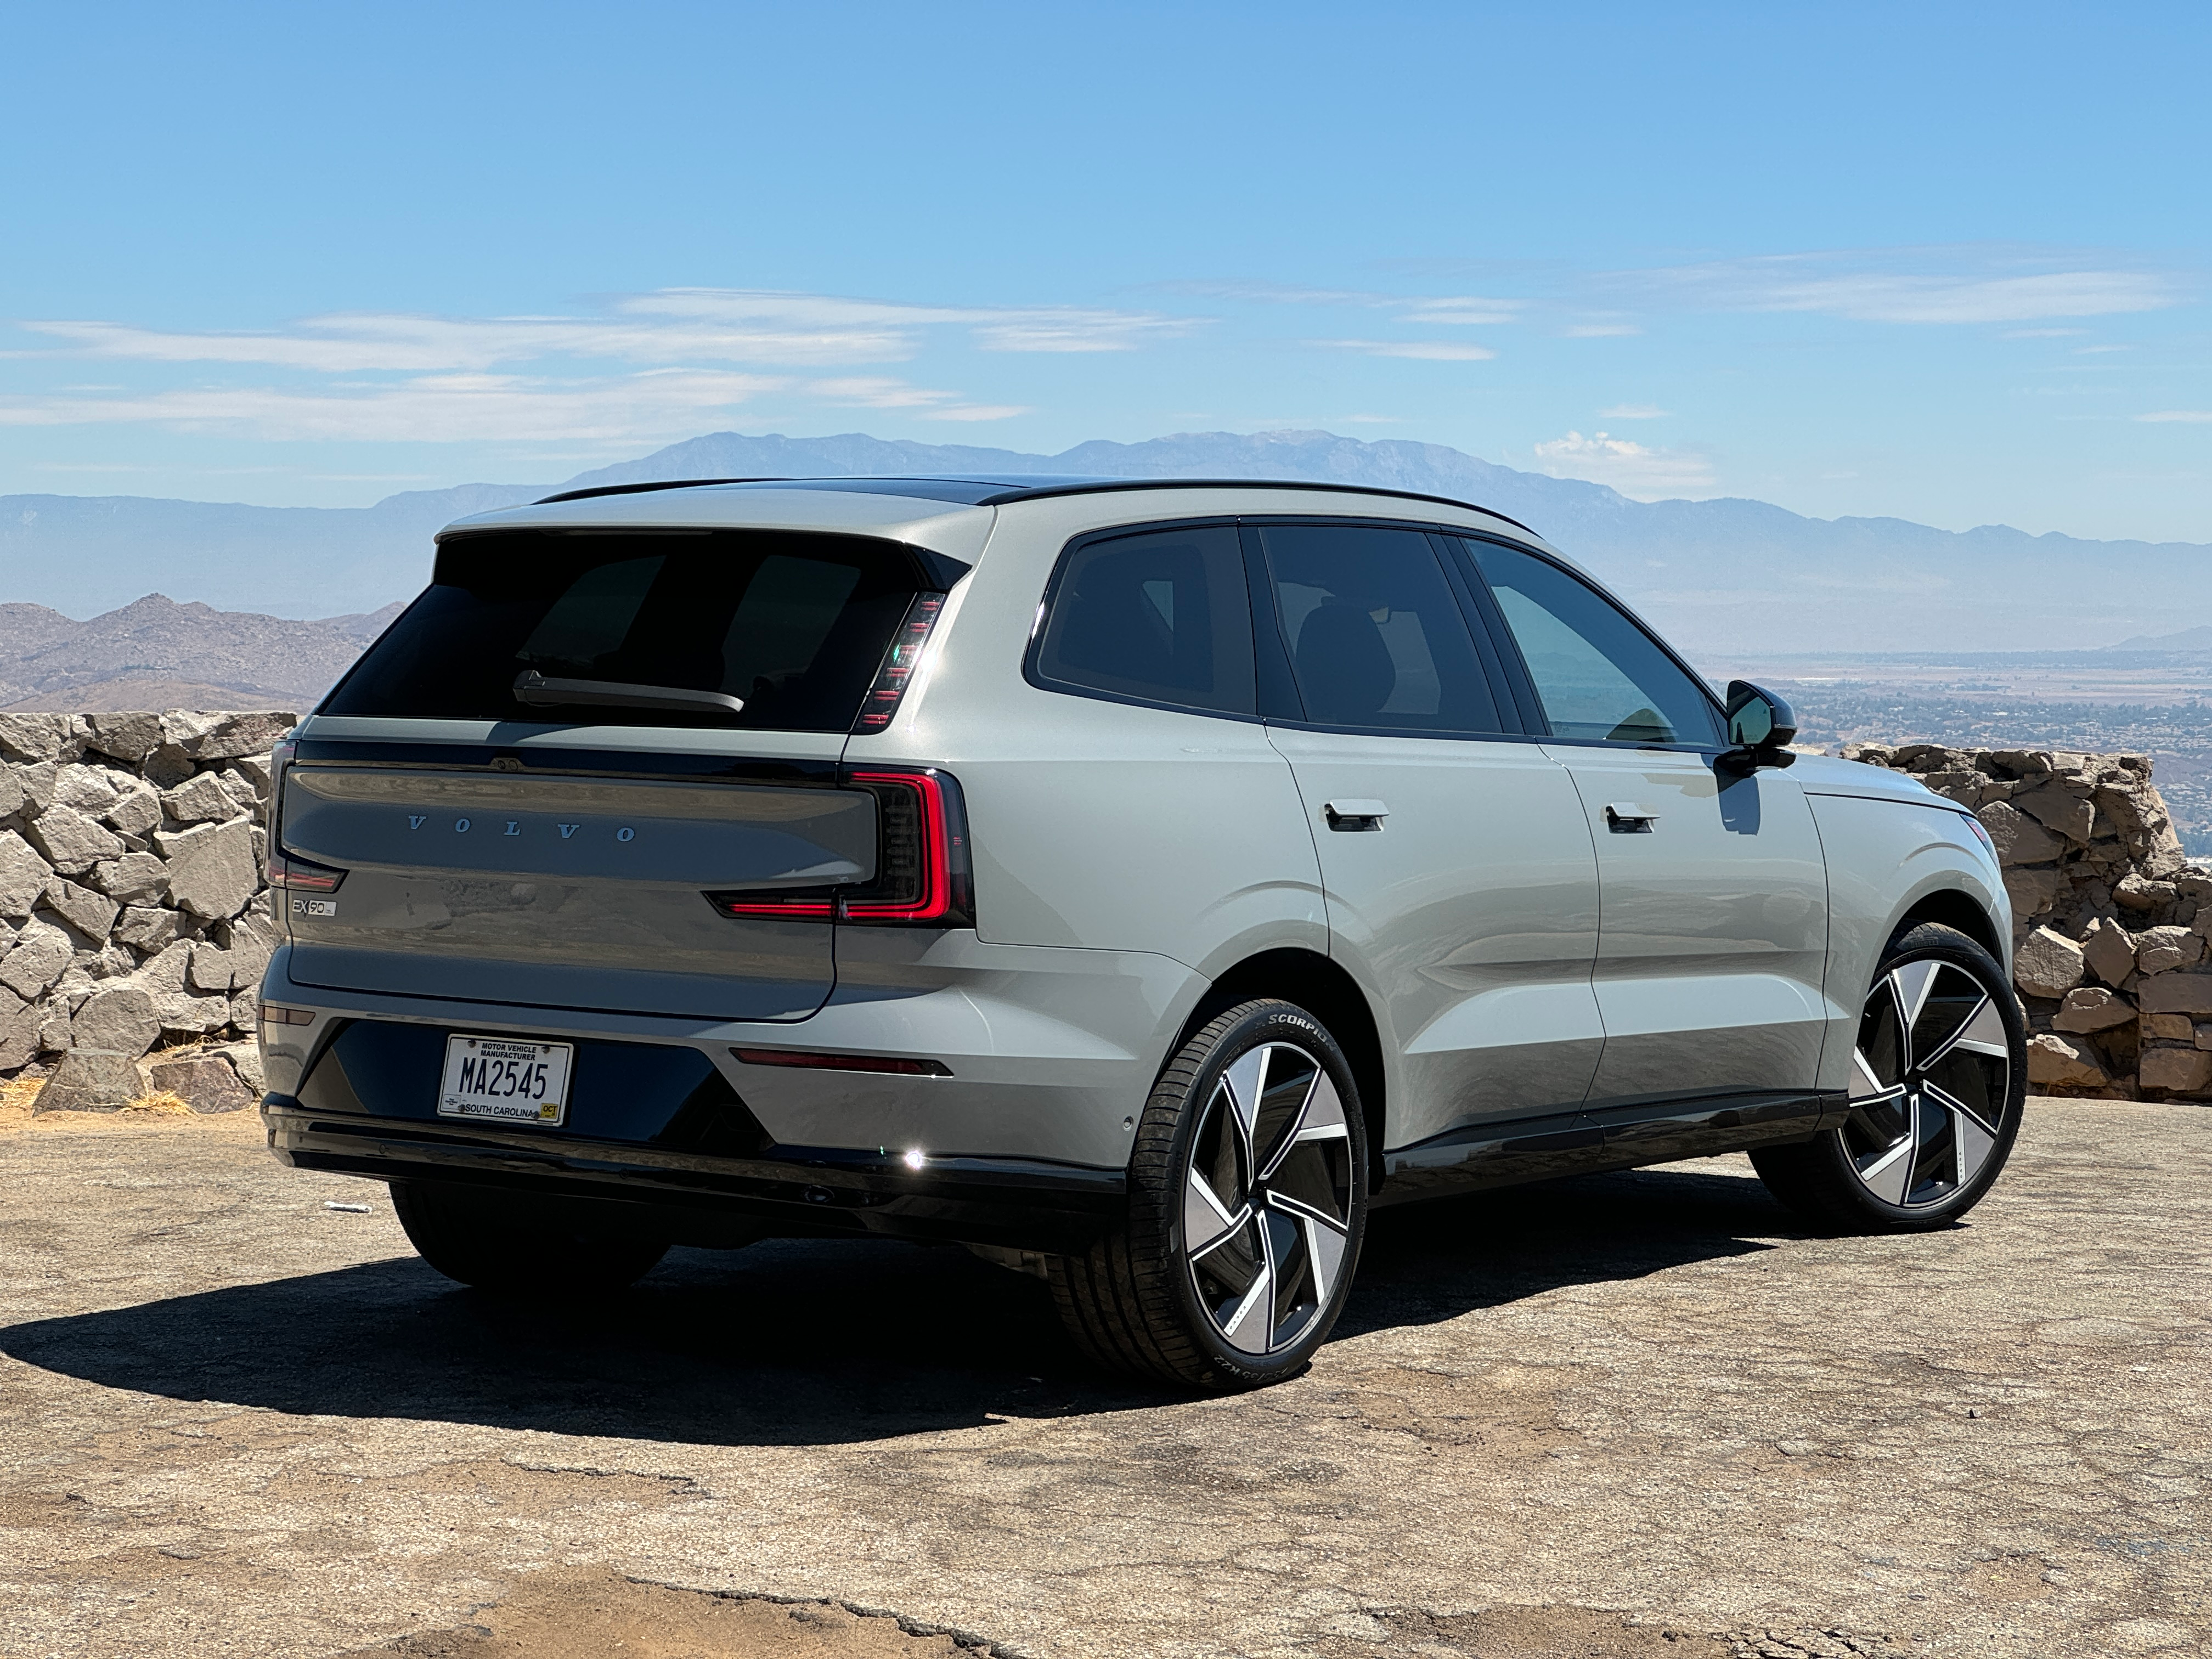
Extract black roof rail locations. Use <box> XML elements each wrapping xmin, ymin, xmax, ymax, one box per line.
<box><xmin>534</xmin><ymin>477</ymin><xmax>776</xmax><ymax>505</ymax></box>
<box><xmin>972</xmin><ymin>476</ymin><xmax>1536</xmax><ymax>534</ymax></box>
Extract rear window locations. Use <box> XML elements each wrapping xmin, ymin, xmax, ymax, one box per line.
<box><xmin>324</xmin><ymin>530</ymin><xmax>929</xmax><ymax>731</ymax></box>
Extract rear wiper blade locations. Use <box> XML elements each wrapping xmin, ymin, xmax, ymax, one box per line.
<box><xmin>512</xmin><ymin>669</ymin><xmax>745</xmax><ymax>717</ymax></box>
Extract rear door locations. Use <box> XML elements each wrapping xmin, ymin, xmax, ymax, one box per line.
<box><xmin>1251</xmin><ymin>521</ymin><xmax>1604</xmax><ymax>1152</ymax></box>
<box><xmin>281</xmin><ymin>526</ymin><xmax>936</xmax><ymax>1020</ymax></box>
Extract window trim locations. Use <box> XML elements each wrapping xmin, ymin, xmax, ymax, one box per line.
<box><xmin>1444</xmin><ymin>531</ymin><xmax>1731</xmax><ymax>754</ymax></box>
<box><xmin>1022</xmin><ymin>515</ymin><xmax>1265</xmax><ymax>724</ymax></box>
<box><xmin>1243</xmin><ymin>514</ymin><xmax>1532</xmax><ymax>742</ymax></box>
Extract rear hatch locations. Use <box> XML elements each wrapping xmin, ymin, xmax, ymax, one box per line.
<box><xmin>278</xmin><ymin>524</ymin><xmax>947</xmax><ymax>1020</ymax></box>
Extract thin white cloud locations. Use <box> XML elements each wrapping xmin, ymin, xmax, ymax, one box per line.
<box><xmin>15</xmin><ymin>287</ymin><xmax>1199</xmax><ymax>374</ymax></box>
<box><xmin>2138</xmin><ymin>410</ymin><xmax>2212</xmax><ymax>423</ymax></box>
<box><xmin>1531</xmin><ymin>430</ymin><xmax>1714</xmax><ymax>498</ymax></box>
<box><xmin>2002</xmin><ymin>327</ymin><xmax>2087</xmax><ymax>338</ymax></box>
<box><xmin>1564</xmin><ymin>323</ymin><xmax>1640</xmax><ymax>337</ymax></box>
<box><xmin>1316</xmin><ymin>340</ymin><xmax>1497</xmax><ymax>361</ymax></box>
<box><xmin>0</xmin><ymin>368</ymin><xmax>1021</xmax><ymax>443</ymax></box>
<box><xmin>1598</xmin><ymin>403</ymin><xmax>1670</xmax><ymax>419</ymax></box>
<box><xmin>1632</xmin><ymin>255</ymin><xmax>2180</xmax><ymax>324</ymax></box>
<box><xmin>2073</xmin><ymin>344</ymin><xmax>2133</xmax><ymax>354</ymax></box>
<box><xmin>923</xmin><ymin>404</ymin><xmax>1030</xmax><ymax>422</ymax></box>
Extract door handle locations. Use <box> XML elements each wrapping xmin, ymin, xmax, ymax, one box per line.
<box><xmin>1605</xmin><ymin>802</ymin><xmax>1659</xmax><ymax>833</ymax></box>
<box><xmin>1324</xmin><ymin>799</ymin><xmax>1389</xmax><ymax>832</ymax></box>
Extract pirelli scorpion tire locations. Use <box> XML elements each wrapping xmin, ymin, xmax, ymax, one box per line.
<box><xmin>1752</xmin><ymin>922</ymin><xmax>2028</xmax><ymax>1234</ymax></box>
<box><xmin>390</xmin><ymin>1180</ymin><xmax>671</xmax><ymax>1296</ymax></box>
<box><xmin>1048</xmin><ymin>1000</ymin><xmax>1370</xmax><ymax>1391</ymax></box>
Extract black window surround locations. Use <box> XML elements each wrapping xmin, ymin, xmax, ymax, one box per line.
<box><xmin>1024</xmin><ymin>512</ymin><xmax>1729</xmax><ymax>751</ymax></box>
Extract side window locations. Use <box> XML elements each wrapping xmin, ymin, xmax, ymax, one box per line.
<box><xmin>1256</xmin><ymin>523</ymin><xmax>1508</xmax><ymax>733</ymax></box>
<box><xmin>1460</xmin><ymin>540</ymin><xmax>1723</xmax><ymax>746</ymax></box>
<box><xmin>1032</xmin><ymin>524</ymin><xmax>1256</xmax><ymax>715</ymax></box>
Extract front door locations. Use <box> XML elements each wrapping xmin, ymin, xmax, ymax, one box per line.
<box><xmin>1458</xmin><ymin>538</ymin><xmax>1831</xmax><ymax>1114</ymax></box>
<box><xmin>1250</xmin><ymin>521</ymin><xmax>1603</xmax><ymax>1153</ymax></box>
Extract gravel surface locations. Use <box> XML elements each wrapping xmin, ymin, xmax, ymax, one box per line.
<box><xmin>0</xmin><ymin>1098</ymin><xmax>2205</xmax><ymax>1658</ymax></box>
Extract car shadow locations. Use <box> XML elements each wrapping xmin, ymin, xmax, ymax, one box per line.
<box><xmin>1</xmin><ymin>1164</ymin><xmax>1806</xmax><ymax>1447</ymax></box>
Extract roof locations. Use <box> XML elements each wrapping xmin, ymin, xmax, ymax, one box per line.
<box><xmin>529</xmin><ymin>473</ymin><xmax>1535</xmax><ymax>534</ymax></box>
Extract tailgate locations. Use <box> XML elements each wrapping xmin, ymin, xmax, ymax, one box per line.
<box><xmin>279</xmin><ymin>766</ymin><xmax>873</xmax><ymax>1019</ymax></box>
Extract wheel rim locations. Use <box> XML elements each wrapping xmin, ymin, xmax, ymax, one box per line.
<box><xmin>1182</xmin><ymin>1041</ymin><xmax>1355</xmax><ymax>1355</ymax></box>
<box><xmin>1846</xmin><ymin>957</ymin><xmax>2011</xmax><ymax>1209</ymax></box>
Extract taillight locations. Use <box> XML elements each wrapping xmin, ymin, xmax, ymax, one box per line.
<box><xmin>853</xmin><ymin>592</ymin><xmax>945</xmax><ymax>733</ymax></box>
<box><xmin>707</xmin><ymin>892</ymin><xmax>836</xmax><ymax>921</ymax></box>
<box><xmin>840</xmin><ymin>767</ymin><xmax>972</xmax><ymax>926</ymax></box>
<box><xmin>267</xmin><ymin>849</ymin><xmax>347</xmax><ymax>892</ymax></box>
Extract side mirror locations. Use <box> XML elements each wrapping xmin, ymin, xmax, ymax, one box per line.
<box><xmin>1723</xmin><ymin>680</ymin><xmax>1798</xmax><ymax>770</ymax></box>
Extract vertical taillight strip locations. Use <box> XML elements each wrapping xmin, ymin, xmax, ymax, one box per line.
<box><xmin>840</xmin><ymin>767</ymin><xmax>973</xmax><ymax>926</ymax></box>
<box><xmin>853</xmin><ymin>592</ymin><xmax>946</xmax><ymax>733</ymax></box>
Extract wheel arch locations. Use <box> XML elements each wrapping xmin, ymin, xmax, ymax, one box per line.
<box><xmin>1175</xmin><ymin>947</ymin><xmax>1387</xmax><ymax>1189</ymax></box>
<box><xmin>1889</xmin><ymin>885</ymin><xmax>2006</xmax><ymax>966</ymax></box>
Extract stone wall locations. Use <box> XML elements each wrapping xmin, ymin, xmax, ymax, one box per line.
<box><xmin>1847</xmin><ymin>744</ymin><xmax>2210</xmax><ymax>1102</ymax></box>
<box><xmin>0</xmin><ymin>710</ymin><xmax>295</xmax><ymax>1112</ymax></box>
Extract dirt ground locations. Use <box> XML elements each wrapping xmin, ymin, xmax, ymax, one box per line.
<box><xmin>0</xmin><ymin>1098</ymin><xmax>2204</xmax><ymax>1659</ymax></box>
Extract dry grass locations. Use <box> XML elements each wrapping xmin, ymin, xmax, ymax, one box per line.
<box><xmin>123</xmin><ymin>1089</ymin><xmax>195</xmax><ymax>1116</ymax></box>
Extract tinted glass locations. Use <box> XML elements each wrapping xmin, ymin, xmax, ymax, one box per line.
<box><xmin>324</xmin><ymin>529</ymin><xmax>922</xmax><ymax>731</ymax></box>
<box><xmin>1461</xmin><ymin>540</ymin><xmax>1723</xmax><ymax>746</ymax></box>
<box><xmin>1034</xmin><ymin>525</ymin><xmax>1256</xmax><ymax>714</ymax></box>
<box><xmin>1259</xmin><ymin>524</ymin><xmax>1505</xmax><ymax>733</ymax></box>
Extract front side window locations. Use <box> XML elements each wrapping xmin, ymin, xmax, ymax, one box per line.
<box><xmin>323</xmin><ymin>529</ymin><xmax>923</xmax><ymax>731</ymax></box>
<box><xmin>1257</xmin><ymin>523</ymin><xmax>1506</xmax><ymax>733</ymax></box>
<box><xmin>1032</xmin><ymin>525</ymin><xmax>1256</xmax><ymax>714</ymax></box>
<box><xmin>1460</xmin><ymin>540</ymin><xmax>1723</xmax><ymax>746</ymax></box>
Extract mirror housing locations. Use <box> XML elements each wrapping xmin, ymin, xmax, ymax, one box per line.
<box><xmin>1722</xmin><ymin>680</ymin><xmax>1798</xmax><ymax>771</ymax></box>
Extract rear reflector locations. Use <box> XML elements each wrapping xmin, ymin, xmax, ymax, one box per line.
<box><xmin>853</xmin><ymin>592</ymin><xmax>944</xmax><ymax>733</ymax></box>
<box><xmin>259</xmin><ymin>1005</ymin><xmax>315</xmax><ymax>1026</ymax></box>
<box><xmin>731</xmin><ymin>1047</ymin><xmax>952</xmax><ymax>1076</ymax></box>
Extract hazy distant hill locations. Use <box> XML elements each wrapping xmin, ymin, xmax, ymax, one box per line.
<box><xmin>0</xmin><ymin>594</ymin><xmax>402</xmax><ymax>712</ymax></box>
<box><xmin>4</xmin><ymin>429</ymin><xmax>2208</xmax><ymax>656</ymax></box>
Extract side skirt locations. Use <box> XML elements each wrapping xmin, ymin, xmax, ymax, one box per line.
<box><xmin>1374</xmin><ymin>1088</ymin><xmax>1845</xmax><ymax>1207</ymax></box>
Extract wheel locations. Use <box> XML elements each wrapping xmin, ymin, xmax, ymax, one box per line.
<box><xmin>1752</xmin><ymin>922</ymin><xmax>2025</xmax><ymax>1232</ymax></box>
<box><xmin>389</xmin><ymin>1180</ymin><xmax>670</xmax><ymax>1295</ymax></box>
<box><xmin>1048</xmin><ymin>1000</ymin><xmax>1368</xmax><ymax>1390</ymax></box>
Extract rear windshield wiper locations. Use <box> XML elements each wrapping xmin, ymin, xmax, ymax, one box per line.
<box><xmin>512</xmin><ymin>669</ymin><xmax>746</xmax><ymax>717</ymax></box>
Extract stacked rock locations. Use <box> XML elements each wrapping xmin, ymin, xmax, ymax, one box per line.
<box><xmin>1848</xmin><ymin>744</ymin><xmax>2210</xmax><ymax>1101</ymax></box>
<box><xmin>0</xmin><ymin>710</ymin><xmax>295</xmax><ymax>1111</ymax></box>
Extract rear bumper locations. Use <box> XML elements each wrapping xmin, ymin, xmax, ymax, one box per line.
<box><xmin>264</xmin><ymin>1100</ymin><xmax>1125</xmax><ymax>1252</ymax></box>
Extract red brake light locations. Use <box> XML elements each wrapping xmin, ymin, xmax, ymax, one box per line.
<box><xmin>853</xmin><ymin>592</ymin><xmax>945</xmax><ymax>733</ymax></box>
<box><xmin>706</xmin><ymin>894</ymin><xmax>837</xmax><ymax>921</ymax></box>
<box><xmin>840</xmin><ymin>768</ymin><xmax>971</xmax><ymax>926</ymax></box>
<box><xmin>268</xmin><ymin>849</ymin><xmax>347</xmax><ymax>892</ymax></box>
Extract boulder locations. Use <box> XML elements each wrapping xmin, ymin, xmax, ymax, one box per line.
<box><xmin>69</xmin><ymin>987</ymin><xmax>160</xmax><ymax>1058</ymax></box>
<box><xmin>112</xmin><ymin>905</ymin><xmax>183</xmax><ymax>952</ymax></box>
<box><xmin>87</xmin><ymin>851</ymin><xmax>168</xmax><ymax>904</ymax></box>
<box><xmin>2081</xmin><ymin>917</ymin><xmax>2138</xmax><ymax>987</ymax></box>
<box><xmin>24</xmin><ymin>806</ymin><xmax>123</xmax><ymax>877</ymax></box>
<box><xmin>159</xmin><ymin>771</ymin><xmax>245</xmax><ymax>826</ymax></box>
<box><xmin>2003</xmin><ymin>865</ymin><xmax>2061</xmax><ymax>920</ymax></box>
<box><xmin>82</xmin><ymin>712</ymin><xmax>165</xmax><ymax>764</ymax></box>
<box><xmin>210</xmin><ymin>1038</ymin><xmax>266</xmax><ymax>1094</ymax></box>
<box><xmin>42</xmin><ymin>877</ymin><xmax>119</xmax><ymax>941</ymax></box>
<box><xmin>2010</xmin><ymin>782</ymin><xmax>2096</xmax><ymax>847</ymax></box>
<box><xmin>2013</xmin><ymin>927</ymin><xmax>2086</xmax><ymax>1000</ymax></box>
<box><xmin>30</xmin><ymin>1048</ymin><xmax>143</xmax><ymax>1113</ymax></box>
<box><xmin>0</xmin><ymin>832</ymin><xmax>54</xmax><ymax>919</ymax></box>
<box><xmin>2135</xmin><ymin>926</ymin><xmax>2203</xmax><ymax>977</ymax></box>
<box><xmin>2026</xmin><ymin>1033</ymin><xmax>2108</xmax><ymax>1088</ymax></box>
<box><xmin>2052</xmin><ymin>986</ymin><xmax>2136</xmax><ymax>1034</ymax></box>
<box><xmin>49</xmin><ymin>763</ymin><xmax>122</xmax><ymax>815</ymax></box>
<box><xmin>158</xmin><ymin>818</ymin><xmax>257</xmax><ymax>919</ymax></box>
<box><xmin>2143</xmin><ymin>1012</ymin><xmax>2194</xmax><ymax>1040</ymax></box>
<box><xmin>2137</xmin><ymin>973</ymin><xmax>2212</xmax><ymax>1017</ymax></box>
<box><xmin>0</xmin><ymin>992</ymin><xmax>38</xmax><ymax>1070</ymax></box>
<box><xmin>2139</xmin><ymin>1047</ymin><xmax>2212</xmax><ymax>1095</ymax></box>
<box><xmin>161</xmin><ymin>710</ymin><xmax>294</xmax><ymax>762</ymax></box>
<box><xmin>2114</xmin><ymin>874</ymin><xmax>2175</xmax><ymax>912</ymax></box>
<box><xmin>0</xmin><ymin>713</ymin><xmax>67</xmax><ymax>765</ymax></box>
<box><xmin>0</xmin><ymin>769</ymin><xmax>22</xmax><ymax>819</ymax></box>
<box><xmin>1978</xmin><ymin>802</ymin><xmax>2066</xmax><ymax>866</ymax></box>
<box><xmin>143</xmin><ymin>1052</ymin><xmax>256</xmax><ymax>1113</ymax></box>
<box><xmin>142</xmin><ymin>744</ymin><xmax>194</xmax><ymax>789</ymax></box>
<box><xmin>0</xmin><ymin>918</ymin><xmax>74</xmax><ymax>1000</ymax></box>
<box><xmin>101</xmin><ymin>781</ymin><xmax>162</xmax><ymax>839</ymax></box>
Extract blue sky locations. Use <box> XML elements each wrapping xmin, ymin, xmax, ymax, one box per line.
<box><xmin>3</xmin><ymin>1</ymin><xmax>2206</xmax><ymax>541</ymax></box>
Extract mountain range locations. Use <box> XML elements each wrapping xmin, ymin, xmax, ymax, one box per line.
<box><xmin>3</xmin><ymin>429</ymin><xmax>2208</xmax><ymax>708</ymax></box>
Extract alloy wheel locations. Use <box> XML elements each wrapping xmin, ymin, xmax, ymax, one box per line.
<box><xmin>1846</xmin><ymin>958</ymin><xmax>2012</xmax><ymax>1208</ymax></box>
<box><xmin>1182</xmin><ymin>1041</ymin><xmax>1356</xmax><ymax>1355</ymax></box>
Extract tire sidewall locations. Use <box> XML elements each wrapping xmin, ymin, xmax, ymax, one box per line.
<box><xmin>1139</xmin><ymin>1000</ymin><xmax>1369</xmax><ymax>1386</ymax></box>
<box><xmin>1824</xmin><ymin>924</ymin><xmax>2028</xmax><ymax>1227</ymax></box>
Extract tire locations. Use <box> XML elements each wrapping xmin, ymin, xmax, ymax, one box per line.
<box><xmin>1752</xmin><ymin>922</ymin><xmax>2026</xmax><ymax>1233</ymax></box>
<box><xmin>1048</xmin><ymin>999</ymin><xmax>1369</xmax><ymax>1390</ymax></box>
<box><xmin>389</xmin><ymin>1180</ymin><xmax>670</xmax><ymax>1295</ymax></box>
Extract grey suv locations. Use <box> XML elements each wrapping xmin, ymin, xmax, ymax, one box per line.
<box><xmin>258</xmin><ymin>476</ymin><xmax>2024</xmax><ymax>1390</ymax></box>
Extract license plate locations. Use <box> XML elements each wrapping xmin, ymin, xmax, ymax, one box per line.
<box><xmin>438</xmin><ymin>1035</ymin><xmax>573</xmax><ymax>1125</ymax></box>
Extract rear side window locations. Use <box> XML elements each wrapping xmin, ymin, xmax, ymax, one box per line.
<box><xmin>1459</xmin><ymin>539</ymin><xmax>1724</xmax><ymax>746</ymax></box>
<box><xmin>323</xmin><ymin>530</ymin><xmax>926</xmax><ymax>731</ymax></box>
<box><xmin>1031</xmin><ymin>525</ymin><xmax>1256</xmax><ymax>715</ymax></box>
<box><xmin>1258</xmin><ymin>523</ymin><xmax>1508</xmax><ymax>734</ymax></box>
